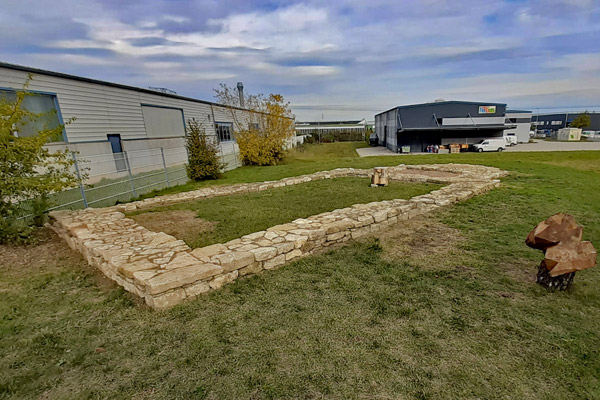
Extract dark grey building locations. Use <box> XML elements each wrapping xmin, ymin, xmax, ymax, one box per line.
<box><xmin>532</xmin><ymin>112</ymin><xmax>600</xmax><ymax>133</ymax></box>
<box><xmin>375</xmin><ymin>101</ymin><xmax>515</xmax><ymax>153</ymax></box>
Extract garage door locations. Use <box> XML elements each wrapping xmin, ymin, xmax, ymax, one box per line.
<box><xmin>141</xmin><ymin>105</ymin><xmax>185</xmax><ymax>138</ymax></box>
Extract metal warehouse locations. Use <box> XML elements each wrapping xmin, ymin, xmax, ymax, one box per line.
<box><xmin>0</xmin><ymin>62</ymin><xmax>259</xmax><ymax>179</ymax></box>
<box><xmin>532</xmin><ymin>112</ymin><xmax>600</xmax><ymax>134</ymax></box>
<box><xmin>375</xmin><ymin>101</ymin><xmax>517</xmax><ymax>153</ymax></box>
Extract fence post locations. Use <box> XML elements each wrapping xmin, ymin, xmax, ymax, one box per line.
<box><xmin>123</xmin><ymin>151</ymin><xmax>137</xmax><ymax>198</ymax></box>
<box><xmin>160</xmin><ymin>147</ymin><xmax>170</xmax><ymax>187</ymax></box>
<box><xmin>233</xmin><ymin>143</ymin><xmax>239</xmax><ymax>168</ymax></box>
<box><xmin>220</xmin><ymin>145</ymin><xmax>226</xmax><ymax>171</ymax></box>
<box><xmin>71</xmin><ymin>151</ymin><xmax>88</xmax><ymax>208</ymax></box>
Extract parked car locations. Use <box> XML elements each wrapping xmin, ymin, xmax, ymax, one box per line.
<box><xmin>471</xmin><ymin>139</ymin><xmax>506</xmax><ymax>152</ymax></box>
<box><xmin>504</xmin><ymin>134</ymin><xmax>517</xmax><ymax>146</ymax></box>
<box><xmin>369</xmin><ymin>133</ymin><xmax>379</xmax><ymax>146</ymax></box>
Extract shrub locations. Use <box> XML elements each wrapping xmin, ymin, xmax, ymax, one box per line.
<box><xmin>0</xmin><ymin>76</ymin><xmax>77</xmax><ymax>243</ymax></box>
<box><xmin>185</xmin><ymin>118</ymin><xmax>223</xmax><ymax>180</ymax></box>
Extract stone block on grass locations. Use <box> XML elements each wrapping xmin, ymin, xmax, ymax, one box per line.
<box><xmin>146</xmin><ymin>288</ymin><xmax>186</xmax><ymax>310</ymax></box>
<box><xmin>209</xmin><ymin>271</ymin><xmax>239</xmax><ymax>289</ymax></box>
<box><xmin>191</xmin><ymin>244</ymin><xmax>227</xmax><ymax>260</ymax></box>
<box><xmin>213</xmin><ymin>251</ymin><xmax>255</xmax><ymax>273</ymax></box>
<box><xmin>249</xmin><ymin>246</ymin><xmax>278</xmax><ymax>261</ymax></box>
<box><xmin>145</xmin><ymin>263</ymin><xmax>222</xmax><ymax>295</ymax></box>
<box><xmin>118</xmin><ymin>259</ymin><xmax>157</xmax><ymax>279</ymax></box>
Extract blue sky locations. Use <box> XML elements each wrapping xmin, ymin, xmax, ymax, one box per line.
<box><xmin>1</xmin><ymin>0</ymin><xmax>599</xmax><ymax>120</ymax></box>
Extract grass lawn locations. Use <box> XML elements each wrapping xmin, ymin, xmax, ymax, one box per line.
<box><xmin>128</xmin><ymin>177</ymin><xmax>439</xmax><ymax>248</ymax></box>
<box><xmin>1</xmin><ymin>143</ymin><xmax>600</xmax><ymax>399</ymax></box>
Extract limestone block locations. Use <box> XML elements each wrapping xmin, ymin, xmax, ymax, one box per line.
<box><xmin>274</xmin><ymin>242</ymin><xmax>294</xmax><ymax>255</ymax></box>
<box><xmin>238</xmin><ymin>243</ymin><xmax>259</xmax><ymax>251</ymax></box>
<box><xmin>145</xmin><ymin>263</ymin><xmax>222</xmax><ymax>295</ymax></box>
<box><xmin>239</xmin><ymin>262</ymin><xmax>263</xmax><ymax>276</ymax></box>
<box><xmin>372</xmin><ymin>210</ymin><xmax>388</xmax><ymax>223</ymax></box>
<box><xmin>267</xmin><ymin>223</ymin><xmax>297</xmax><ymax>232</ymax></box>
<box><xmin>285</xmin><ymin>234</ymin><xmax>308</xmax><ymax>249</ymax></box>
<box><xmin>191</xmin><ymin>243</ymin><xmax>227</xmax><ymax>260</ymax></box>
<box><xmin>146</xmin><ymin>288</ymin><xmax>186</xmax><ymax>310</ymax></box>
<box><xmin>264</xmin><ymin>254</ymin><xmax>286</xmax><ymax>270</ymax></box>
<box><xmin>242</xmin><ymin>231</ymin><xmax>266</xmax><ymax>241</ymax></box>
<box><xmin>109</xmin><ymin>254</ymin><xmax>130</xmax><ymax>269</ymax></box>
<box><xmin>213</xmin><ymin>251</ymin><xmax>255</xmax><ymax>273</ymax></box>
<box><xmin>163</xmin><ymin>252</ymin><xmax>200</xmax><ymax>270</ymax></box>
<box><xmin>256</xmin><ymin>239</ymin><xmax>274</xmax><ymax>247</ymax></box>
<box><xmin>132</xmin><ymin>270</ymin><xmax>157</xmax><ymax>287</ymax></box>
<box><xmin>357</xmin><ymin>215</ymin><xmax>375</xmax><ymax>226</ymax></box>
<box><xmin>371</xmin><ymin>167</ymin><xmax>389</xmax><ymax>186</ymax></box>
<box><xmin>249</xmin><ymin>246</ymin><xmax>278</xmax><ymax>261</ymax></box>
<box><xmin>286</xmin><ymin>249</ymin><xmax>303</xmax><ymax>261</ymax></box>
<box><xmin>118</xmin><ymin>259</ymin><xmax>158</xmax><ymax>279</ymax></box>
<box><xmin>323</xmin><ymin>220</ymin><xmax>355</xmax><ymax>234</ymax></box>
<box><xmin>209</xmin><ymin>271</ymin><xmax>239</xmax><ymax>289</ymax></box>
<box><xmin>351</xmin><ymin>227</ymin><xmax>371</xmax><ymax>240</ymax></box>
<box><xmin>264</xmin><ymin>231</ymin><xmax>279</xmax><ymax>240</ymax></box>
<box><xmin>327</xmin><ymin>231</ymin><xmax>346</xmax><ymax>242</ymax></box>
<box><xmin>184</xmin><ymin>281</ymin><xmax>210</xmax><ymax>298</ymax></box>
<box><xmin>149</xmin><ymin>232</ymin><xmax>177</xmax><ymax>246</ymax></box>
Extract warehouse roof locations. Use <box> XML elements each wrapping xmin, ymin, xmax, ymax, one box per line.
<box><xmin>376</xmin><ymin>100</ymin><xmax>508</xmax><ymax>117</ymax></box>
<box><xmin>0</xmin><ymin>61</ymin><xmax>250</xmax><ymax>112</ymax></box>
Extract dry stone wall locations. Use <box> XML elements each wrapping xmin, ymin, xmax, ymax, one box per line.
<box><xmin>49</xmin><ymin>164</ymin><xmax>508</xmax><ymax>309</ymax></box>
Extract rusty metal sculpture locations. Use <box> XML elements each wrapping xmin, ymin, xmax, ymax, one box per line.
<box><xmin>526</xmin><ymin>213</ymin><xmax>597</xmax><ymax>290</ymax></box>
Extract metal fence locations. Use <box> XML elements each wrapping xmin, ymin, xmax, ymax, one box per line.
<box><xmin>16</xmin><ymin>144</ymin><xmax>242</xmax><ymax>220</ymax></box>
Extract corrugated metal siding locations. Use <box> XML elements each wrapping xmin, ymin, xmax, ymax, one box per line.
<box><xmin>374</xmin><ymin>108</ymin><xmax>398</xmax><ymax>152</ymax></box>
<box><xmin>0</xmin><ymin>66</ymin><xmax>232</xmax><ymax>142</ymax></box>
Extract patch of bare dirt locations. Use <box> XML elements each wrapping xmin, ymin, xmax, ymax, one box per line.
<box><xmin>0</xmin><ymin>228</ymin><xmax>117</xmax><ymax>290</ymax></box>
<box><xmin>129</xmin><ymin>210</ymin><xmax>216</xmax><ymax>242</ymax></box>
<box><xmin>0</xmin><ymin>228</ymin><xmax>83</xmax><ymax>273</ymax></box>
<box><xmin>497</xmin><ymin>259</ymin><xmax>537</xmax><ymax>284</ymax></box>
<box><xmin>400</xmin><ymin>169</ymin><xmax>460</xmax><ymax>178</ymax></box>
<box><xmin>376</xmin><ymin>216</ymin><xmax>465</xmax><ymax>269</ymax></box>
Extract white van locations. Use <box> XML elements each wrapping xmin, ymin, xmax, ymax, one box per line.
<box><xmin>504</xmin><ymin>133</ymin><xmax>517</xmax><ymax>146</ymax></box>
<box><xmin>472</xmin><ymin>139</ymin><xmax>506</xmax><ymax>152</ymax></box>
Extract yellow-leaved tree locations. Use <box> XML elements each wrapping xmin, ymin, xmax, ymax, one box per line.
<box><xmin>0</xmin><ymin>75</ymin><xmax>78</xmax><ymax>242</ymax></box>
<box><xmin>214</xmin><ymin>84</ymin><xmax>294</xmax><ymax>166</ymax></box>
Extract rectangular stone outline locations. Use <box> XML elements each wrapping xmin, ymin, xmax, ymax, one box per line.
<box><xmin>49</xmin><ymin>163</ymin><xmax>508</xmax><ymax>309</ymax></box>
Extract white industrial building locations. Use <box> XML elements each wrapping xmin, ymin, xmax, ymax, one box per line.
<box><xmin>504</xmin><ymin>110</ymin><xmax>533</xmax><ymax>143</ymax></box>
<box><xmin>0</xmin><ymin>62</ymin><xmax>257</xmax><ymax>178</ymax></box>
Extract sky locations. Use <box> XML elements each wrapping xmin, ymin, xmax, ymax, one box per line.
<box><xmin>1</xmin><ymin>0</ymin><xmax>599</xmax><ymax>121</ymax></box>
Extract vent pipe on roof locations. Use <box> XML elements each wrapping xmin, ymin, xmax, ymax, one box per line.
<box><xmin>237</xmin><ymin>82</ymin><xmax>244</xmax><ymax>108</ymax></box>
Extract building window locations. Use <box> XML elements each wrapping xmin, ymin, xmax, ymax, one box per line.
<box><xmin>249</xmin><ymin>122</ymin><xmax>260</xmax><ymax>130</ymax></box>
<box><xmin>0</xmin><ymin>89</ymin><xmax>62</xmax><ymax>140</ymax></box>
<box><xmin>215</xmin><ymin>122</ymin><xmax>233</xmax><ymax>142</ymax></box>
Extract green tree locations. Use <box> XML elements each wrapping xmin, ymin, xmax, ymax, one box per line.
<box><xmin>0</xmin><ymin>76</ymin><xmax>77</xmax><ymax>242</ymax></box>
<box><xmin>185</xmin><ymin>118</ymin><xmax>224</xmax><ymax>181</ymax></box>
<box><xmin>570</xmin><ymin>112</ymin><xmax>591</xmax><ymax>129</ymax></box>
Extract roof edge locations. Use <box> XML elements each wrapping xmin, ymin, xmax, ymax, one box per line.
<box><xmin>375</xmin><ymin>100</ymin><xmax>508</xmax><ymax>117</ymax></box>
<box><xmin>0</xmin><ymin>61</ymin><xmax>253</xmax><ymax>113</ymax></box>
